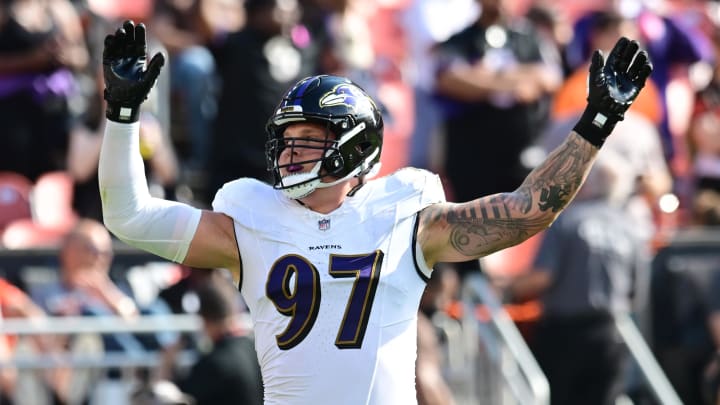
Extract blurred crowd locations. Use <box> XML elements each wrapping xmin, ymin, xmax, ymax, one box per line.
<box><xmin>2</xmin><ymin>0</ymin><xmax>720</xmax><ymax>404</ymax></box>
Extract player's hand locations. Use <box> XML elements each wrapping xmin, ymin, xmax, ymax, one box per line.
<box><xmin>103</xmin><ymin>20</ymin><xmax>165</xmax><ymax>123</ymax></box>
<box><xmin>588</xmin><ymin>37</ymin><xmax>652</xmax><ymax>121</ymax></box>
<box><xmin>574</xmin><ymin>37</ymin><xmax>653</xmax><ymax>147</ymax></box>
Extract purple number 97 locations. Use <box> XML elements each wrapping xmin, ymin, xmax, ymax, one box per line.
<box><xmin>266</xmin><ymin>251</ymin><xmax>384</xmax><ymax>350</ymax></box>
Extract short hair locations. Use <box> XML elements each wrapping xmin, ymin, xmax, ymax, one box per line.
<box><xmin>60</xmin><ymin>218</ymin><xmax>112</xmax><ymax>256</ymax></box>
<box><xmin>589</xmin><ymin>10</ymin><xmax>624</xmax><ymax>35</ymax></box>
<box><xmin>693</xmin><ymin>189</ymin><xmax>720</xmax><ymax>226</ymax></box>
<box><xmin>196</xmin><ymin>275</ymin><xmax>239</xmax><ymax>322</ymax></box>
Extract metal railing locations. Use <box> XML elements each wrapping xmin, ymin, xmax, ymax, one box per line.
<box><xmin>1</xmin><ymin>314</ymin><xmax>202</xmax><ymax>336</ymax></box>
<box><xmin>454</xmin><ymin>273</ymin><xmax>683</xmax><ymax>405</ymax></box>
<box><xmin>1</xmin><ymin>314</ymin><xmax>204</xmax><ymax>371</ymax></box>
<box><xmin>457</xmin><ymin>273</ymin><xmax>551</xmax><ymax>405</ymax></box>
<box><xmin>614</xmin><ymin>313</ymin><xmax>683</xmax><ymax>405</ymax></box>
<box><xmin>0</xmin><ymin>314</ymin><xmax>212</xmax><ymax>405</ymax></box>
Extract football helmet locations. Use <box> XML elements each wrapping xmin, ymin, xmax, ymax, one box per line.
<box><xmin>265</xmin><ymin>75</ymin><xmax>384</xmax><ymax>199</ymax></box>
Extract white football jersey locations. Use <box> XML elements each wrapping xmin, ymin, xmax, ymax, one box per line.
<box><xmin>213</xmin><ymin>168</ymin><xmax>446</xmax><ymax>405</ymax></box>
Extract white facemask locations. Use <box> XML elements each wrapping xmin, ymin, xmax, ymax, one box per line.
<box><xmin>279</xmin><ymin>171</ymin><xmax>321</xmax><ymax>199</ymax></box>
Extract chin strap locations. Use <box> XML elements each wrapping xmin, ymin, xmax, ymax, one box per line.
<box><xmin>347</xmin><ymin>177</ymin><xmax>365</xmax><ymax>197</ymax></box>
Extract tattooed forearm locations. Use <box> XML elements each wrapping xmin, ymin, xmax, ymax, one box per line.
<box><xmin>506</xmin><ymin>183</ymin><xmax>533</xmax><ymax>214</ymax></box>
<box><xmin>419</xmin><ymin>133</ymin><xmax>598</xmax><ymax>263</ymax></box>
<box><xmin>522</xmin><ymin>133</ymin><xmax>597</xmax><ymax>213</ymax></box>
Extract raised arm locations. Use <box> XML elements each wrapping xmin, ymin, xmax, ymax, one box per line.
<box><xmin>98</xmin><ymin>20</ymin><xmax>239</xmax><ymax>273</ymax></box>
<box><xmin>419</xmin><ymin>37</ymin><xmax>653</xmax><ymax>267</ymax></box>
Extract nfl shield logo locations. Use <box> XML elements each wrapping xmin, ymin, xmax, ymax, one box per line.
<box><xmin>318</xmin><ymin>218</ymin><xmax>331</xmax><ymax>231</ymax></box>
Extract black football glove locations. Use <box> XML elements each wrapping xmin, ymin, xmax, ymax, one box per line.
<box><xmin>573</xmin><ymin>37</ymin><xmax>653</xmax><ymax>147</ymax></box>
<box><xmin>103</xmin><ymin>20</ymin><xmax>165</xmax><ymax>123</ymax></box>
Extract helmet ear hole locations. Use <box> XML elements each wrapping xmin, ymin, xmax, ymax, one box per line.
<box><xmin>356</xmin><ymin>141</ymin><xmax>373</xmax><ymax>156</ymax></box>
<box><xmin>323</xmin><ymin>153</ymin><xmax>344</xmax><ymax>174</ymax></box>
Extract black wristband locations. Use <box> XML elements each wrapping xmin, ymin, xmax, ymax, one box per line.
<box><xmin>572</xmin><ymin>106</ymin><xmax>618</xmax><ymax>148</ymax></box>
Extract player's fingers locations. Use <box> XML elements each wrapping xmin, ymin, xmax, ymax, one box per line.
<box><xmin>131</xmin><ymin>23</ymin><xmax>148</xmax><ymax>57</ymax></box>
<box><xmin>628</xmin><ymin>50</ymin><xmax>651</xmax><ymax>80</ymax></box>
<box><xmin>627</xmin><ymin>50</ymin><xmax>648</xmax><ymax>74</ymax></box>
<box><xmin>104</xmin><ymin>34</ymin><xmax>115</xmax><ymax>47</ymax></box>
<box><xmin>112</xmin><ymin>27</ymin><xmax>128</xmax><ymax>57</ymax></box>
<box><xmin>135</xmin><ymin>23</ymin><xmax>147</xmax><ymax>49</ymax></box>
<box><xmin>609</xmin><ymin>37</ymin><xmax>629</xmax><ymax>57</ymax></box>
<box><xmin>607</xmin><ymin>37</ymin><xmax>629</xmax><ymax>70</ymax></box>
<box><xmin>114</xmin><ymin>26</ymin><xmax>126</xmax><ymax>42</ymax></box>
<box><xmin>143</xmin><ymin>52</ymin><xmax>165</xmax><ymax>84</ymax></box>
<box><xmin>635</xmin><ymin>63</ymin><xmax>653</xmax><ymax>88</ymax></box>
<box><xmin>147</xmin><ymin>53</ymin><xmax>165</xmax><ymax>75</ymax></box>
<box><xmin>123</xmin><ymin>20</ymin><xmax>135</xmax><ymax>44</ymax></box>
<box><xmin>589</xmin><ymin>50</ymin><xmax>605</xmax><ymax>85</ymax></box>
<box><xmin>617</xmin><ymin>38</ymin><xmax>638</xmax><ymax>73</ymax></box>
<box><xmin>618</xmin><ymin>40</ymin><xmax>640</xmax><ymax>72</ymax></box>
<box><xmin>103</xmin><ymin>35</ymin><xmax>115</xmax><ymax>55</ymax></box>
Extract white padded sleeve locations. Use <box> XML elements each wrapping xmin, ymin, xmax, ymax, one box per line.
<box><xmin>98</xmin><ymin>120</ymin><xmax>202</xmax><ymax>263</ymax></box>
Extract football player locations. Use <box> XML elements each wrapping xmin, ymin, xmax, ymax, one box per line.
<box><xmin>99</xmin><ymin>20</ymin><xmax>652</xmax><ymax>404</ymax></box>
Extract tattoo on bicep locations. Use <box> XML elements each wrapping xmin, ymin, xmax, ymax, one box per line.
<box><xmin>425</xmin><ymin>196</ymin><xmax>547</xmax><ymax>257</ymax></box>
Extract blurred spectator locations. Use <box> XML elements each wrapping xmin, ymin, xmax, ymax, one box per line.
<box><xmin>31</xmin><ymin>219</ymin><xmax>174</xmax><ymax>360</ymax></box>
<box><xmin>703</xmin><ymin>268</ymin><xmax>720</xmax><ymax>405</ymax></box>
<box><xmin>651</xmin><ymin>227</ymin><xmax>720</xmax><ymax>405</ymax></box>
<box><xmin>692</xmin><ymin>189</ymin><xmax>720</xmax><ymax>226</ymax></box>
<box><xmin>0</xmin><ymin>277</ymin><xmax>69</xmax><ymax>404</ymax></box>
<box><xmin>539</xmin><ymin>111</ymin><xmax>673</xmax><ymax>342</ymax></box>
<box><xmin>522</xmin><ymin>2</ymin><xmax>567</xmax><ymax>121</ymax></box>
<box><xmin>687</xmin><ymin>26</ymin><xmax>720</xmax><ymax>217</ymax></box>
<box><xmin>158</xmin><ymin>266</ymin><xmax>216</xmax><ymax>316</ymax></box>
<box><xmin>417</xmin><ymin>265</ymin><xmax>460</xmax><ymax>405</ymax></box>
<box><xmin>525</xmin><ymin>2</ymin><xmax>573</xmax><ymax>76</ymax></box>
<box><xmin>159</xmin><ymin>272</ymin><xmax>263</xmax><ymax>405</ymax></box>
<box><xmin>313</xmin><ymin>0</ymin><xmax>376</xmax><ymax>92</ymax></box>
<box><xmin>199</xmin><ymin>0</ymin><xmax>246</xmax><ymax>38</ymax></box>
<box><xmin>208</xmin><ymin>0</ymin><xmax>316</xmax><ymax>202</ymax></box>
<box><xmin>31</xmin><ymin>219</ymin><xmax>141</xmax><ymax>346</ymax></box>
<box><xmin>151</xmin><ymin>0</ymin><xmax>229</xmax><ymax>175</ymax></box>
<box><xmin>633</xmin><ymin>1</ymin><xmax>712</xmax><ymax>163</ymax></box>
<box><xmin>157</xmin><ymin>266</ymin><xmax>222</xmax><ymax>354</ymax></box>
<box><xmin>505</xmin><ymin>152</ymin><xmax>647</xmax><ymax>405</ymax></box>
<box><xmin>433</xmin><ymin>0</ymin><xmax>562</xmax><ymax>276</ymax></box>
<box><xmin>0</xmin><ymin>0</ymin><xmax>89</xmax><ymax>182</ymax></box>
<box><xmin>704</xmin><ymin>356</ymin><xmax>720</xmax><ymax>405</ymax></box>
<box><xmin>400</xmin><ymin>0</ymin><xmax>479</xmax><ymax>170</ymax></box>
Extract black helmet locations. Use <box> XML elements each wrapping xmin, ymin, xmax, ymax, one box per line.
<box><xmin>265</xmin><ymin>75</ymin><xmax>383</xmax><ymax>198</ymax></box>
